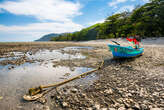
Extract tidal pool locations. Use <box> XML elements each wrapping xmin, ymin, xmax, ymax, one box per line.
<box><xmin>63</xmin><ymin>46</ymin><xmax>93</xmax><ymax>51</ymax></box>
<box><xmin>0</xmin><ymin>47</ymin><xmax>98</xmax><ymax>110</ymax></box>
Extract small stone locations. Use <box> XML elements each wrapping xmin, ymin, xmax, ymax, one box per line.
<box><xmin>17</xmin><ymin>106</ymin><xmax>23</xmax><ymax>109</ymax></box>
<box><xmin>43</xmin><ymin>106</ymin><xmax>50</xmax><ymax>110</ymax></box>
<box><xmin>62</xmin><ymin>102</ymin><xmax>68</xmax><ymax>108</ymax></box>
<box><xmin>127</xmin><ymin>108</ymin><xmax>133</xmax><ymax>110</ymax></box>
<box><xmin>56</xmin><ymin>96</ymin><xmax>60</xmax><ymax>100</ymax></box>
<box><xmin>126</xmin><ymin>93</ymin><xmax>132</xmax><ymax>97</ymax></box>
<box><xmin>0</xmin><ymin>96</ymin><xmax>3</xmax><ymax>100</ymax></box>
<box><xmin>101</xmin><ymin>108</ymin><xmax>108</xmax><ymax>110</ymax></box>
<box><xmin>104</xmin><ymin>89</ymin><xmax>113</xmax><ymax>94</ymax></box>
<box><xmin>37</xmin><ymin>97</ymin><xmax>47</xmax><ymax>104</ymax></box>
<box><xmin>63</xmin><ymin>88</ymin><xmax>67</xmax><ymax>92</ymax></box>
<box><xmin>152</xmin><ymin>92</ymin><xmax>159</xmax><ymax>96</ymax></box>
<box><xmin>63</xmin><ymin>73</ymin><xmax>70</xmax><ymax>77</ymax></box>
<box><xmin>93</xmin><ymin>103</ymin><xmax>100</xmax><ymax>109</ymax></box>
<box><xmin>140</xmin><ymin>104</ymin><xmax>148</xmax><ymax>110</ymax></box>
<box><xmin>87</xmin><ymin>108</ymin><xmax>92</xmax><ymax>110</ymax></box>
<box><xmin>80</xmin><ymin>93</ymin><xmax>86</xmax><ymax>98</ymax></box>
<box><xmin>132</xmin><ymin>103</ymin><xmax>140</xmax><ymax>110</ymax></box>
<box><xmin>108</xmin><ymin>108</ymin><xmax>116</xmax><ymax>110</ymax></box>
<box><xmin>118</xmin><ymin>107</ymin><xmax>126</xmax><ymax>110</ymax></box>
<box><xmin>150</xmin><ymin>108</ymin><xmax>162</xmax><ymax>110</ymax></box>
<box><xmin>71</xmin><ymin>88</ymin><xmax>78</xmax><ymax>93</ymax></box>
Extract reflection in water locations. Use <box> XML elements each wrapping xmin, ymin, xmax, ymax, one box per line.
<box><xmin>0</xmin><ymin>47</ymin><xmax>97</xmax><ymax>110</ymax></box>
<box><xmin>0</xmin><ymin>49</ymin><xmax>86</xmax><ymax>62</ymax></box>
<box><xmin>0</xmin><ymin>62</ymin><xmax>94</xmax><ymax>109</ymax></box>
<box><xmin>63</xmin><ymin>46</ymin><xmax>93</xmax><ymax>51</ymax></box>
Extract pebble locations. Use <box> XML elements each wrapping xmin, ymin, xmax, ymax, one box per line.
<box><xmin>93</xmin><ymin>103</ymin><xmax>100</xmax><ymax>109</ymax></box>
<box><xmin>150</xmin><ymin>108</ymin><xmax>162</xmax><ymax>110</ymax></box>
<box><xmin>43</xmin><ymin>106</ymin><xmax>50</xmax><ymax>110</ymax></box>
<box><xmin>108</xmin><ymin>108</ymin><xmax>116</xmax><ymax>110</ymax></box>
<box><xmin>62</xmin><ymin>102</ymin><xmax>68</xmax><ymax>108</ymax></box>
<box><xmin>118</xmin><ymin>107</ymin><xmax>126</xmax><ymax>110</ymax></box>
<box><xmin>140</xmin><ymin>104</ymin><xmax>148</xmax><ymax>110</ymax></box>
<box><xmin>0</xmin><ymin>96</ymin><xmax>3</xmax><ymax>100</ymax></box>
<box><xmin>132</xmin><ymin>103</ymin><xmax>140</xmax><ymax>110</ymax></box>
<box><xmin>101</xmin><ymin>108</ymin><xmax>108</xmax><ymax>110</ymax></box>
<box><xmin>71</xmin><ymin>88</ymin><xmax>78</xmax><ymax>93</ymax></box>
<box><xmin>104</xmin><ymin>89</ymin><xmax>113</xmax><ymax>94</ymax></box>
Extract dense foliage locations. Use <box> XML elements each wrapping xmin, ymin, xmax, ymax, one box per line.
<box><xmin>51</xmin><ymin>0</ymin><xmax>164</xmax><ymax>41</ymax></box>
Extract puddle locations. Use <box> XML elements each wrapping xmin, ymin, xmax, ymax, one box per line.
<box><xmin>63</xmin><ymin>46</ymin><xmax>93</xmax><ymax>51</ymax></box>
<box><xmin>0</xmin><ymin>47</ymin><xmax>97</xmax><ymax>110</ymax></box>
<box><xmin>0</xmin><ymin>62</ymin><xmax>96</xmax><ymax>109</ymax></box>
<box><xmin>26</xmin><ymin>49</ymin><xmax>86</xmax><ymax>61</ymax></box>
<box><xmin>0</xmin><ymin>49</ymin><xmax>86</xmax><ymax>62</ymax></box>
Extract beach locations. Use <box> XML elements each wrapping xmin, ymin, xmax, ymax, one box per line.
<box><xmin>0</xmin><ymin>38</ymin><xmax>164</xmax><ymax>110</ymax></box>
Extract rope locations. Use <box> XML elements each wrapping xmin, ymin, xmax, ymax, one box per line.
<box><xmin>24</xmin><ymin>59</ymin><xmax>104</xmax><ymax>101</ymax></box>
<box><xmin>41</xmin><ymin>59</ymin><xmax>104</xmax><ymax>88</ymax></box>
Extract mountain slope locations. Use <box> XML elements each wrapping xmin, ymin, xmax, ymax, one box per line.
<box><xmin>35</xmin><ymin>33</ymin><xmax>60</xmax><ymax>41</ymax></box>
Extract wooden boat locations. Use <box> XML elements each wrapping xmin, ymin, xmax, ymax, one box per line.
<box><xmin>108</xmin><ymin>44</ymin><xmax>144</xmax><ymax>58</ymax></box>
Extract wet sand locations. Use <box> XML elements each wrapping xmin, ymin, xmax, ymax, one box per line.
<box><xmin>0</xmin><ymin>38</ymin><xmax>164</xmax><ymax>110</ymax></box>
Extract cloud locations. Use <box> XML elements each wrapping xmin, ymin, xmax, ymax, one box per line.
<box><xmin>87</xmin><ymin>19</ymin><xmax>105</xmax><ymax>26</ymax></box>
<box><xmin>0</xmin><ymin>0</ymin><xmax>84</xmax><ymax>41</ymax></box>
<box><xmin>0</xmin><ymin>21</ymin><xmax>83</xmax><ymax>41</ymax></box>
<box><xmin>108</xmin><ymin>0</ymin><xmax>127</xmax><ymax>8</ymax></box>
<box><xmin>0</xmin><ymin>0</ymin><xmax>82</xmax><ymax>22</ymax></box>
<box><xmin>142</xmin><ymin>0</ymin><xmax>149</xmax><ymax>3</ymax></box>
<box><xmin>115</xmin><ymin>5</ymin><xmax>135</xmax><ymax>14</ymax></box>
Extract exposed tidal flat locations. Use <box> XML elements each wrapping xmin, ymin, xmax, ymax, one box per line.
<box><xmin>0</xmin><ymin>38</ymin><xmax>164</xmax><ymax>110</ymax></box>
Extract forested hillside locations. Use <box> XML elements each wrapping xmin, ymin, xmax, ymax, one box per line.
<box><xmin>35</xmin><ymin>33</ymin><xmax>60</xmax><ymax>41</ymax></box>
<box><xmin>51</xmin><ymin>0</ymin><xmax>164</xmax><ymax>41</ymax></box>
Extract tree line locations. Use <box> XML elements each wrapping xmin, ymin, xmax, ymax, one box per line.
<box><xmin>51</xmin><ymin>0</ymin><xmax>164</xmax><ymax>41</ymax></box>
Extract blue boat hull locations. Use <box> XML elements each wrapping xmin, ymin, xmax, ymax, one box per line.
<box><xmin>108</xmin><ymin>44</ymin><xmax>144</xmax><ymax>58</ymax></box>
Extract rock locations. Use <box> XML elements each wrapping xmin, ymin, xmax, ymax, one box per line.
<box><xmin>108</xmin><ymin>108</ymin><xmax>116</xmax><ymax>110</ymax></box>
<box><xmin>63</xmin><ymin>88</ymin><xmax>67</xmax><ymax>92</ymax></box>
<box><xmin>80</xmin><ymin>93</ymin><xmax>86</xmax><ymax>98</ymax></box>
<box><xmin>101</xmin><ymin>108</ymin><xmax>108</xmax><ymax>110</ymax></box>
<box><xmin>140</xmin><ymin>104</ymin><xmax>148</xmax><ymax>110</ymax></box>
<box><xmin>150</xmin><ymin>108</ymin><xmax>162</xmax><ymax>110</ymax></box>
<box><xmin>0</xmin><ymin>96</ymin><xmax>3</xmax><ymax>100</ymax></box>
<box><xmin>104</xmin><ymin>89</ymin><xmax>113</xmax><ymax>94</ymax></box>
<box><xmin>17</xmin><ymin>105</ymin><xmax>23</xmax><ymax>109</ymax></box>
<box><xmin>63</xmin><ymin>73</ymin><xmax>70</xmax><ymax>77</ymax></box>
<box><xmin>152</xmin><ymin>92</ymin><xmax>159</xmax><ymax>96</ymax></box>
<box><xmin>160</xmin><ymin>93</ymin><xmax>164</xmax><ymax>99</ymax></box>
<box><xmin>93</xmin><ymin>103</ymin><xmax>100</xmax><ymax>110</ymax></box>
<box><xmin>118</xmin><ymin>107</ymin><xmax>126</xmax><ymax>110</ymax></box>
<box><xmin>62</xmin><ymin>102</ymin><xmax>68</xmax><ymax>108</ymax></box>
<box><xmin>71</xmin><ymin>88</ymin><xmax>78</xmax><ymax>93</ymax></box>
<box><xmin>126</xmin><ymin>93</ymin><xmax>132</xmax><ymax>97</ymax></box>
<box><xmin>43</xmin><ymin>106</ymin><xmax>50</xmax><ymax>110</ymax></box>
<box><xmin>56</xmin><ymin>96</ymin><xmax>61</xmax><ymax>100</ymax></box>
<box><xmin>87</xmin><ymin>108</ymin><xmax>92</xmax><ymax>110</ymax></box>
<box><xmin>8</xmin><ymin>66</ymin><xmax>15</xmax><ymax>70</ymax></box>
<box><xmin>131</xmin><ymin>103</ymin><xmax>140</xmax><ymax>110</ymax></box>
<box><xmin>37</xmin><ymin>97</ymin><xmax>47</xmax><ymax>104</ymax></box>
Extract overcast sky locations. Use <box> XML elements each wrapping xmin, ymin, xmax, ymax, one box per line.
<box><xmin>0</xmin><ymin>0</ymin><xmax>148</xmax><ymax>42</ymax></box>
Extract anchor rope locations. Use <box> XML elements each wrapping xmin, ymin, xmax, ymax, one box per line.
<box><xmin>23</xmin><ymin>59</ymin><xmax>104</xmax><ymax>101</ymax></box>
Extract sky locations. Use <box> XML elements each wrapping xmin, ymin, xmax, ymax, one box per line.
<box><xmin>0</xmin><ymin>0</ymin><xmax>149</xmax><ymax>42</ymax></box>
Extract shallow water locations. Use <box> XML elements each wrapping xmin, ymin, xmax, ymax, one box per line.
<box><xmin>0</xmin><ymin>47</ymin><xmax>97</xmax><ymax>110</ymax></box>
<box><xmin>0</xmin><ymin>49</ymin><xmax>86</xmax><ymax>62</ymax></box>
<box><xmin>63</xmin><ymin>46</ymin><xmax>93</xmax><ymax>51</ymax></box>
